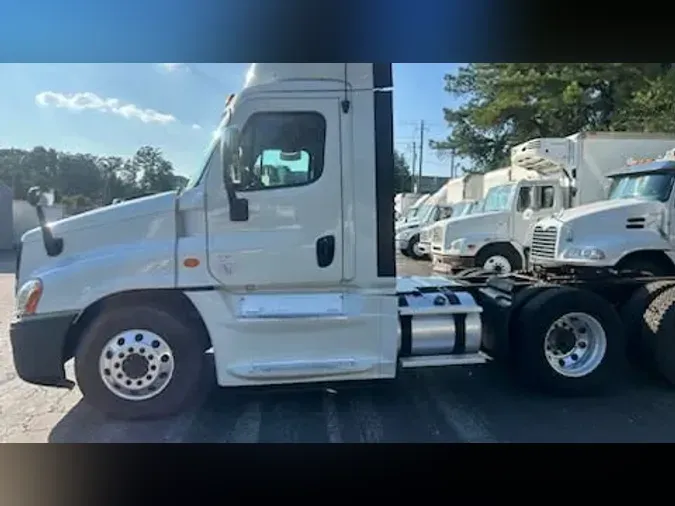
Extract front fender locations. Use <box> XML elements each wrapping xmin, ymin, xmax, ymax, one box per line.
<box><xmin>28</xmin><ymin>240</ymin><xmax>176</xmax><ymax>316</ymax></box>
<box><xmin>450</xmin><ymin>233</ymin><xmax>513</xmax><ymax>257</ymax></box>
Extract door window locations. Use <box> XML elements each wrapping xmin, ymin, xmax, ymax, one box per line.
<box><xmin>538</xmin><ymin>186</ymin><xmax>555</xmax><ymax>209</ymax></box>
<box><xmin>232</xmin><ymin>112</ymin><xmax>326</xmax><ymax>191</ymax></box>
<box><xmin>516</xmin><ymin>186</ymin><xmax>532</xmax><ymax>212</ymax></box>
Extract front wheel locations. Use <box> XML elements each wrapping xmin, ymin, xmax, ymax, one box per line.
<box><xmin>475</xmin><ymin>245</ymin><xmax>522</xmax><ymax>274</ymax></box>
<box><xmin>75</xmin><ymin>304</ymin><xmax>212</xmax><ymax>420</ymax></box>
<box><xmin>405</xmin><ymin>234</ymin><xmax>425</xmax><ymax>260</ymax></box>
<box><xmin>510</xmin><ymin>287</ymin><xmax>626</xmax><ymax>395</ymax></box>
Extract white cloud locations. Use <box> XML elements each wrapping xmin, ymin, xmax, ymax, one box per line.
<box><xmin>157</xmin><ymin>63</ymin><xmax>187</xmax><ymax>72</ymax></box>
<box><xmin>191</xmin><ymin>124</ymin><xmax>202</xmax><ymax>130</ymax></box>
<box><xmin>35</xmin><ymin>91</ymin><xmax>177</xmax><ymax>125</ymax></box>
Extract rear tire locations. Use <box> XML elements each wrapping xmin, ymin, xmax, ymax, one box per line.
<box><xmin>641</xmin><ymin>285</ymin><xmax>675</xmax><ymax>385</ymax></box>
<box><xmin>511</xmin><ymin>287</ymin><xmax>625</xmax><ymax>395</ymax></box>
<box><xmin>620</xmin><ymin>281</ymin><xmax>675</xmax><ymax>367</ymax></box>
<box><xmin>75</xmin><ymin>304</ymin><xmax>212</xmax><ymax>420</ymax></box>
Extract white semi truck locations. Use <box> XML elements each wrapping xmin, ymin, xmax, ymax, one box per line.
<box><xmin>396</xmin><ymin>193</ymin><xmax>429</xmax><ymax>225</ymax></box>
<box><xmin>11</xmin><ymin>63</ymin><xmax>675</xmax><ymax>420</ymax></box>
<box><xmin>416</xmin><ymin>173</ymin><xmax>484</xmax><ymax>258</ymax></box>
<box><xmin>430</xmin><ymin>166</ymin><xmax>541</xmax><ymax>274</ymax></box>
<box><xmin>520</xmin><ymin>137</ymin><xmax>675</xmax><ymax>277</ymax></box>
<box><xmin>431</xmin><ymin>133</ymin><xmax>675</xmax><ymax>275</ymax></box>
<box><xmin>396</xmin><ymin>177</ymin><xmax>477</xmax><ymax>259</ymax></box>
<box><xmin>394</xmin><ymin>193</ymin><xmax>422</xmax><ymax>221</ymax></box>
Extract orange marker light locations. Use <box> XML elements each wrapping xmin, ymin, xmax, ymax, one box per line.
<box><xmin>183</xmin><ymin>258</ymin><xmax>200</xmax><ymax>268</ymax></box>
<box><xmin>25</xmin><ymin>284</ymin><xmax>43</xmax><ymax>315</ymax></box>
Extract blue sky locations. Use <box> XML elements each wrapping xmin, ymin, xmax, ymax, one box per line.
<box><xmin>0</xmin><ymin>63</ymin><xmax>464</xmax><ymax>178</ymax></box>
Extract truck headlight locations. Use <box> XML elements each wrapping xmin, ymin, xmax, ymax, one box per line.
<box><xmin>562</xmin><ymin>247</ymin><xmax>605</xmax><ymax>261</ymax></box>
<box><xmin>449</xmin><ymin>239</ymin><xmax>462</xmax><ymax>250</ymax></box>
<box><xmin>15</xmin><ymin>279</ymin><xmax>43</xmax><ymax>318</ymax></box>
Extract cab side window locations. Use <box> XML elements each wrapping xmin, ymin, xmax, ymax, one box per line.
<box><xmin>538</xmin><ymin>185</ymin><xmax>555</xmax><ymax>209</ymax></box>
<box><xmin>516</xmin><ymin>186</ymin><xmax>532</xmax><ymax>212</ymax></box>
<box><xmin>233</xmin><ymin>111</ymin><xmax>326</xmax><ymax>192</ymax></box>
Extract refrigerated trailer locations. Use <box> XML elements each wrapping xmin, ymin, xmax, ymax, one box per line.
<box><xmin>11</xmin><ymin>63</ymin><xmax>675</xmax><ymax>420</ymax></box>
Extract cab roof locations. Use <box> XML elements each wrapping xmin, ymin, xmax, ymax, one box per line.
<box><xmin>608</xmin><ymin>159</ymin><xmax>675</xmax><ymax>178</ymax></box>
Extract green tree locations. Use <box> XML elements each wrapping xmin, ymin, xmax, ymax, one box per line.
<box><xmin>430</xmin><ymin>63</ymin><xmax>675</xmax><ymax>172</ymax></box>
<box><xmin>0</xmin><ymin>143</ymin><xmax>185</xmax><ymax>215</ymax></box>
<box><xmin>135</xmin><ymin>146</ymin><xmax>180</xmax><ymax>195</ymax></box>
<box><xmin>393</xmin><ymin>149</ymin><xmax>412</xmax><ymax>192</ymax></box>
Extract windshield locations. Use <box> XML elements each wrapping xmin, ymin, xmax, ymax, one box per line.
<box><xmin>608</xmin><ymin>173</ymin><xmax>675</xmax><ymax>202</ymax></box>
<box><xmin>482</xmin><ymin>184</ymin><xmax>516</xmax><ymax>212</ymax></box>
<box><xmin>183</xmin><ymin>110</ymin><xmax>232</xmax><ymax>190</ymax></box>
<box><xmin>452</xmin><ymin>201</ymin><xmax>472</xmax><ymax>217</ymax></box>
<box><xmin>417</xmin><ymin>204</ymin><xmax>437</xmax><ymax>222</ymax></box>
<box><xmin>470</xmin><ymin>200</ymin><xmax>485</xmax><ymax>214</ymax></box>
<box><xmin>402</xmin><ymin>206</ymin><xmax>421</xmax><ymax>221</ymax></box>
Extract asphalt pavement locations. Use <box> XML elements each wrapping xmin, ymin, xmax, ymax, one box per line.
<box><xmin>3</xmin><ymin>251</ymin><xmax>675</xmax><ymax>443</ymax></box>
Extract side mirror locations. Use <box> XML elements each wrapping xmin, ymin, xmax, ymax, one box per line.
<box><xmin>230</xmin><ymin>197</ymin><xmax>249</xmax><ymax>222</ymax></box>
<box><xmin>26</xmin><ymin>186</ymin><xmax>43</xmax><ymax>207</ymax></box>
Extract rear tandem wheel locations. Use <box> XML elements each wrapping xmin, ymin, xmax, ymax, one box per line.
<box><xmin>509</xmin><ymin>286</ymin><xmax>626</xmax><ymax>395</ymax></box>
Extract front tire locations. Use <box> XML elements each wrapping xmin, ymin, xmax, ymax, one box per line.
<box><xmin>405</xmin><ymin>234</ymin><xmax>425</xmax><ymax>260</ymax></box>
<box><xmin>511</xmin><ymin>287</ymin><xmax>625</xmax><ymax>395</ymax></box>
<box><xmin>75</xmin><ymin>304</ymin><xmax>211</xmax><ymax>420</ymax></box>
<box><xmin>475</xmin><ymin>245</ymin><xmax>522</xmax><ymax>274</ymax></box>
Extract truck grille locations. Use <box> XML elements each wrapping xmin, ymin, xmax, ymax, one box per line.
<box><xmin>420</xmin><ymin>228</ymin><xmax>430</xmax><ymax>242</ymax></box>
<box><xmin>431</xmin><ymin>225</ymin><xmax>443</xmax><ymax>244</ymax></box>
<box><xmin>530</xmin><ymin>225</ymin><xmax>558</xmax><ymax>259</ymax></box>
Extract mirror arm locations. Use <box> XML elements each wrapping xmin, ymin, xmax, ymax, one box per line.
<box><xmin>27</xmin><ymin>186</ymin><xmax>63</xmax><ymax>257</ymax></box>
<box><xmin>222</xmin><ymin>166</ymin><xmax>249</xmax><ymax>222</ymax></box>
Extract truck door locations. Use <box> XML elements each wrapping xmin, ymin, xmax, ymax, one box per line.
<box><xmin>513</xmin><ymin>182</ymin><xmax>559</xmax><ymax>245</ymax></box>
<box><xmin>205</xmin><ymin>96</ymin><xmax>345</xmax><ymax>289</ymax></box>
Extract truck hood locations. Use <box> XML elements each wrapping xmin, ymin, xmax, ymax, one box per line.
<box><xmin>434</xmin><ymin>211</ymin><xmax>510</xmax><ymax>246</ymax></box>
<box><xmin>396</xmin><ymin>219</ymin><xmax>422</xmax><ymax>232</ymax></box>
<box><xmin>23</xmin><ymin>191</ymin><xmax>177</xmax><ymax>243</ymax></box>
<box><xmin>552</xmin><ymin>198</ymin><xmax>664</xmax><ymax>225</ymax></box>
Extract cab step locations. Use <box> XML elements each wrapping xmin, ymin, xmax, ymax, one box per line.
<box><xmin>399</xmin><ymin>353</ymin><xmax>489</xmax><ymax>369</ymax></box>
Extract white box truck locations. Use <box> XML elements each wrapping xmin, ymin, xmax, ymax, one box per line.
<box><xmin>12</xmin><ymin>63</ymin><xmax>675</xmax><ymax>420</ymax></box>
<box><xmin>396</xmin><ymin>177</ymin><xmax>473</xmax><ymax>260</ymax></box>
<box><xmin>522</xmin><ymin>134</ymin><xmax>675</xmax><ymax>276</ymax></box>
<box><xmin>430</xmin><ymin>165</ymin><xmax>542</xmax><ymax>274</ymax></box>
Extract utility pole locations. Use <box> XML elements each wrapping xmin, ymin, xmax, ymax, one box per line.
<box><xmin>418</xmin><ymin>120</ymin><xmax>425</xmax><ymax>190</ymax></box>
<box><xmin>450</xmin><ymin>148</ymin><xmax>456</xmax><ymax>179</ymax></box>
<box><xmin>411</xmin><ymin>142</ymin><xmax>417</xmax><ymax>192</ymax></box>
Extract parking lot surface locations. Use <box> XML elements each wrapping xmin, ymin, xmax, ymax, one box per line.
<box><xmin>3</xmin><ymin>251</ymin><xmax>675</xmax><ymax>443</ymax></box>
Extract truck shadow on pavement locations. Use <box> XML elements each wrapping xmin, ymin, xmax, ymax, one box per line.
<box><xmin>46</xmin><ymin>361</ymin><xmax>675</xmax><ymax>443</ymax></box>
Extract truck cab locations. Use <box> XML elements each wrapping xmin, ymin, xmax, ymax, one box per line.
<box><xmin>395</xmin><ymin>191</ymin><xmax>451</xmax><ymax>260</ymax></box>
<box><xmin>531</xmin><ymin>155</ymin><xmax>675</xmax><ymax>276</ymax></box>
<box><xmin>418</xmin><ymin>199</ymin><xmax>476</xmax><ymax>258</ymax></box>
<box><xmin>431</xmin><ymin>176</ymin><xmax>566</xmax><ymax>274</ymax></box>
<box><xmin>16</xmin><ymin>63</ymin><xmax>673</xmax><ymax>421</ymax></box>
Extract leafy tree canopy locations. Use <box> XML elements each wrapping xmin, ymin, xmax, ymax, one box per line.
<box><xmin>430</xmin><ymin>63</ymin><xmax>675</xmax><ymax>172</ymax></box>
